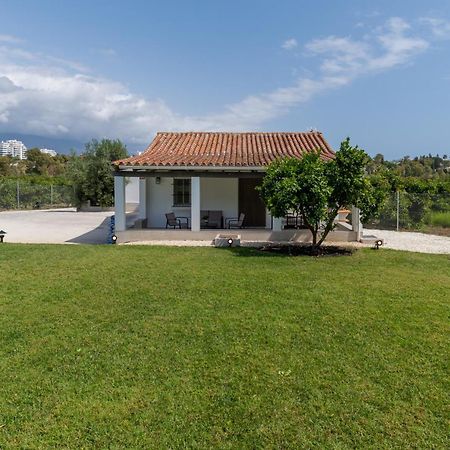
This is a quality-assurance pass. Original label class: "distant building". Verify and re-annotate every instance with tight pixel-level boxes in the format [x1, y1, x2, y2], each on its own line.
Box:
[0, 140, 27, 159]
[40, 148, 57, 157]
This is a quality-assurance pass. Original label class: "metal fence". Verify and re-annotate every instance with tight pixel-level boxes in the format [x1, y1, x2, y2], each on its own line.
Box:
[0, 179, 75, 210]
[365, 191, 450, 231]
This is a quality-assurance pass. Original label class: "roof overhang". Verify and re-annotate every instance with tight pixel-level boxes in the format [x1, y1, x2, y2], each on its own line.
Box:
[114, 165, 267, 178]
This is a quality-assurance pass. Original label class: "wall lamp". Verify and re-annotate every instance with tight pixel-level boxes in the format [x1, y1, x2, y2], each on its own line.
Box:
[155, 176, 161, 184]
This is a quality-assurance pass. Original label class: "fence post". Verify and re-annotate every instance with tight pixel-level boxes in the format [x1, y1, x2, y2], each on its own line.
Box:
[50, 184, 53, 206]
[16, 180, 20, 209]
[396, 190, 400, 232]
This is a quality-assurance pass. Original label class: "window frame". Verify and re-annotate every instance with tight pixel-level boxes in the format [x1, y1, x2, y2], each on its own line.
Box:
[172, 178, 191, 207]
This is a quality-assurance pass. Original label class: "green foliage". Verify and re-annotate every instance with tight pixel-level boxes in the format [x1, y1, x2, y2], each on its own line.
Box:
[367, 152, 450, 179]
[25, 148, 69, 176]
[0, 177, 74, 210]
[67, 139, 128, 207]
[259, 138, 387, 246]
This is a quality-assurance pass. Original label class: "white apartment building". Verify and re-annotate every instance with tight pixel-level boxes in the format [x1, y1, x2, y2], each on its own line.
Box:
[40, 148, 57, 157]
[0, 140, 27, 159]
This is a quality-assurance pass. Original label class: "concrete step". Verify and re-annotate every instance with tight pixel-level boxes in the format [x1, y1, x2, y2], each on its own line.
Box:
[335, 221, 352, 231]
[361, 234, 384, 245]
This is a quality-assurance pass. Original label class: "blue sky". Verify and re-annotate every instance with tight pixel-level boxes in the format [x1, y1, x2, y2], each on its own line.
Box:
[1, 0, 450, 158]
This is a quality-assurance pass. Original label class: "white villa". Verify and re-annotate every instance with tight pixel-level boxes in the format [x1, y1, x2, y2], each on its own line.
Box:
[113, 131, 363, 243]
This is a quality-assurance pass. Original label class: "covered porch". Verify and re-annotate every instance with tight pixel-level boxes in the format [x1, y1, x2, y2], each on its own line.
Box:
[113, 170, 363, 244]
[114, 170, 281, 231]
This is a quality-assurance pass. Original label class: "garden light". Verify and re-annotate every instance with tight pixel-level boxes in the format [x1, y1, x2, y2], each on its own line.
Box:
[0, 230, 6, 243]
[375, 239, 383, 250]
[228, 238, 233, 247]
[111, 234, 118, 244]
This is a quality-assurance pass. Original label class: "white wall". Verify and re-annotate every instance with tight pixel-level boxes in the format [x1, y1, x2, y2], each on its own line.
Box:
[146, 177, 239, 228]
[125, 177, 139, 204]
[200, 178, 238, 221]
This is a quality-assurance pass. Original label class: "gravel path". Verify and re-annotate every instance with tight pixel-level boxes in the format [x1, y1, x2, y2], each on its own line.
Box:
[365, 229, 450, 254]
[125, 231, 450, 255]
[1, 208, 448, 254]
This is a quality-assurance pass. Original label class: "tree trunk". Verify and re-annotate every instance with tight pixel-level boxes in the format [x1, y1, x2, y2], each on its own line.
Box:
[317, 207, 340, 247]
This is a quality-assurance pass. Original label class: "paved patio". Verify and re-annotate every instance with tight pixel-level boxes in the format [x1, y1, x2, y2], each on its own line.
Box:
[0, 208, 113, 244]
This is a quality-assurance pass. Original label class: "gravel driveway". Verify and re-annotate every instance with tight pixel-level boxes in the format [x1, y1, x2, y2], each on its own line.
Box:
[1, 209, 449, 253]
[365, 229, 450, 254]
[0, 208, 113, 244]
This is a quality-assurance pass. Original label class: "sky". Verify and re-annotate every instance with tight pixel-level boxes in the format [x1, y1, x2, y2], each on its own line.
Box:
[1, 0, 450, 158]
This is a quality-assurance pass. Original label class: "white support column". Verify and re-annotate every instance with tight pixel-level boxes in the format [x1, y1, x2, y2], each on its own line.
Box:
[272, 216, 283, 231]
[114, 176, 126, 231]
[191, 176, 201, 232]
[138, 177, 147, 220]
[351, 206, 363, 241]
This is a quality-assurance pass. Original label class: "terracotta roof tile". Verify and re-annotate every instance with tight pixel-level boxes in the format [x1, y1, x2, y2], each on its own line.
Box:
[114, 131, 335, 167]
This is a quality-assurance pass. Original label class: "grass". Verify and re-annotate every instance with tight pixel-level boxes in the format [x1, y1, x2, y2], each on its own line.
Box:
[0, 245, 449, 449]
[429, 211, 450, 228]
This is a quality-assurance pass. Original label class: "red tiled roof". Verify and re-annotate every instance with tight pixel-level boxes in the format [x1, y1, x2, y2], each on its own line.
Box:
[114, 131, 334, 167]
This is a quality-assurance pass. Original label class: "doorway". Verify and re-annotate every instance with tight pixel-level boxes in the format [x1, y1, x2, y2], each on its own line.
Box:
[238, 178, 266, 227]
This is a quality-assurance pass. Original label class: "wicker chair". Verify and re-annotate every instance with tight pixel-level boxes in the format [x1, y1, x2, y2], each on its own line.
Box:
[165, 212, 189, 229]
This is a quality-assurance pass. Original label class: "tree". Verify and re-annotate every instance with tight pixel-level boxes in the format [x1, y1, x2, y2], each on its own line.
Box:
[258, 138, 386, 248]
[68, 139, 128, 207]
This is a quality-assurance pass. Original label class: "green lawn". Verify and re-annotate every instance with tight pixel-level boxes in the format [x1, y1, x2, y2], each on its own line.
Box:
[0, 245, 449, 449]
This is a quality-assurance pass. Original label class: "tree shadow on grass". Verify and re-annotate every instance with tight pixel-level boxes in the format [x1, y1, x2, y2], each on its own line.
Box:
[222, 245, 355, 258]
[217, 246, 289, 258]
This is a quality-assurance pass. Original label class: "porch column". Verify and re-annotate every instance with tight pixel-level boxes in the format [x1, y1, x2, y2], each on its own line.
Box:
[351, 206, 363, 241]
[191, 176, 201, 231]
[138, 177, 147, 220]
[114, 175, 126, 231]
[272, 216, 283, 231]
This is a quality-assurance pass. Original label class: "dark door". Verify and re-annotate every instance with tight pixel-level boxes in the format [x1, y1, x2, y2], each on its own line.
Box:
[238, 178, 266, 227]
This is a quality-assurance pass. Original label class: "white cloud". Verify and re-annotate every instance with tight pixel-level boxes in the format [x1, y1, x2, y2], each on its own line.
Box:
[0, 34, 22, 44]
[282, 38, 298, 50]
[0, 17, 441, 145]
[94, 48, 118, 57]
[420, 17, 450, 39]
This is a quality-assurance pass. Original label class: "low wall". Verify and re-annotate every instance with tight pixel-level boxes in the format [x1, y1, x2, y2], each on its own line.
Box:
[79, 202, 138, 213]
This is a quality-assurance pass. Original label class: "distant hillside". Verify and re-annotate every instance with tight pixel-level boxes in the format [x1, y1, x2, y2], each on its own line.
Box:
[0, 133, 142, 155]
[0, 133, 84, 154]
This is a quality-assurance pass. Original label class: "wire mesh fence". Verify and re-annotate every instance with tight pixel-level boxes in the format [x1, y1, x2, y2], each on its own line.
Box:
[0, 179, 75, 210]
[365, 191, 450, 231]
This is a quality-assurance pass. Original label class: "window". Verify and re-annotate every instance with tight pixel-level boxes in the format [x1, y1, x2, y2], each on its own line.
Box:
[173, 178, 191, 206]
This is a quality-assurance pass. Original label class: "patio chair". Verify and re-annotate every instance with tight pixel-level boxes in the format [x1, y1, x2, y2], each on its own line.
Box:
[226, 213, 245, 229]
[206, 210, 222, 228]
[165, 212, 189, 229]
